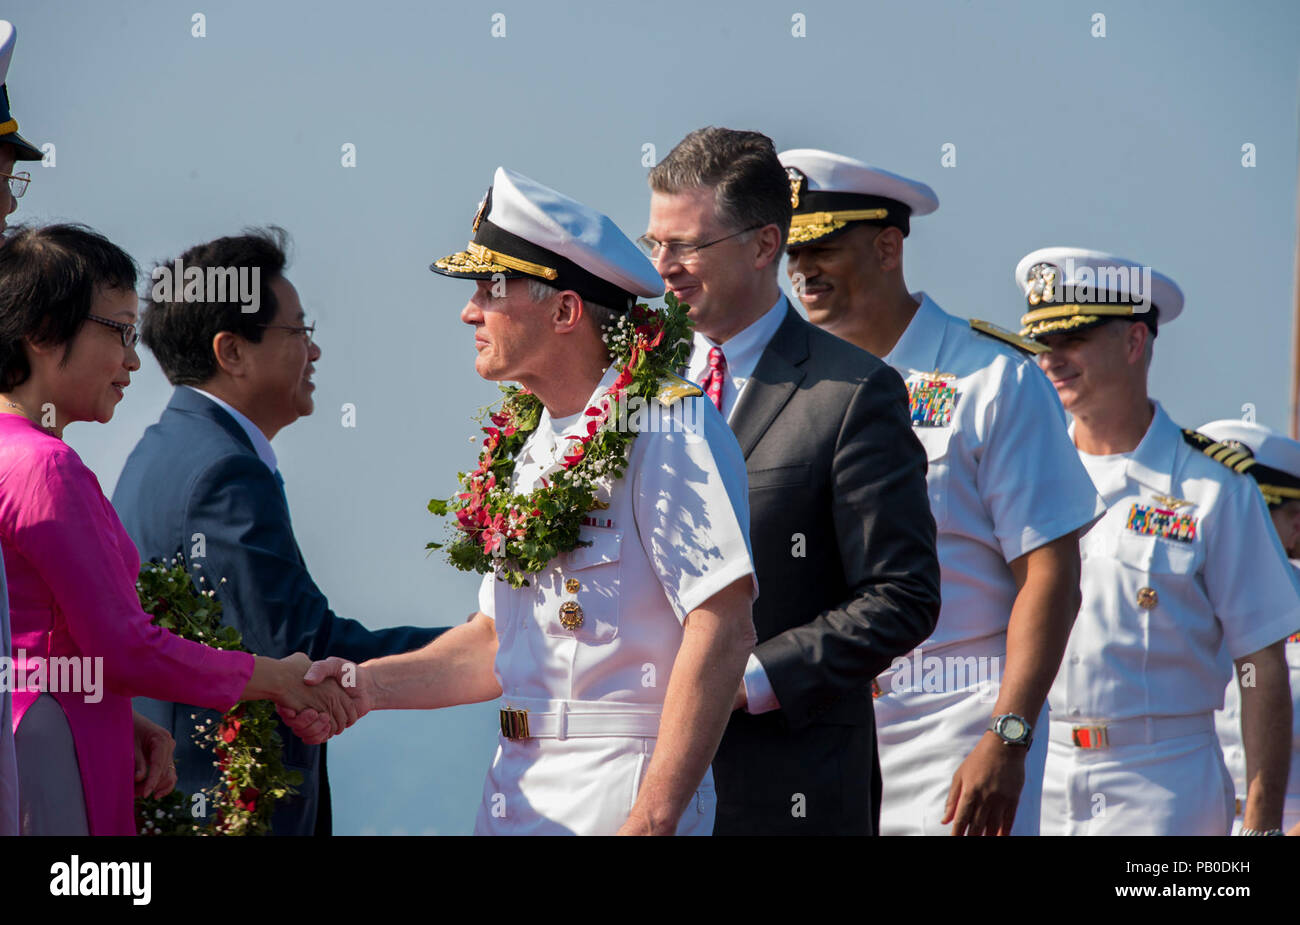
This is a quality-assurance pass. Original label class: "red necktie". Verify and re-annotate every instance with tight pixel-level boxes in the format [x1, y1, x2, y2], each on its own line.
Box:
[702, 346, 726, 411]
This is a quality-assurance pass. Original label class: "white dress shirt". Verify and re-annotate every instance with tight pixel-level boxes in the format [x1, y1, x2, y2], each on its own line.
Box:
[879, 292, 1104, 654]
[1051, 401, 1300, 723]
[685, 295, 788, 422]
[1214, 562, 1300, 832]
[472, 364, 756, 834]
[685, 294, 787, 714]
[186, 386, 278, 475]
[871, 292, 1103, 836]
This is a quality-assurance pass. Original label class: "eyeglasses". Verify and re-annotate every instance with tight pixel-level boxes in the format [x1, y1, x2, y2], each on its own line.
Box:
[636, 225, 762, 265]
[87, 313, 140, 348]
[258, 322, 316, 344]
[1, 171, 31, 199]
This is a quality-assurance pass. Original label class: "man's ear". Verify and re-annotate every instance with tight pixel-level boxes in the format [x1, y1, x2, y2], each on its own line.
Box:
[751, 224, 785, 272]
[875, 226, 905, 272]
[211, 330, 247, 377]
[552, 290, 585, 334]
[1124, 320, 1150, 366]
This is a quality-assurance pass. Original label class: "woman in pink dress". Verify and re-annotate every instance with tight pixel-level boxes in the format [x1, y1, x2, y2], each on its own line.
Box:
[0, 224, 352, 835]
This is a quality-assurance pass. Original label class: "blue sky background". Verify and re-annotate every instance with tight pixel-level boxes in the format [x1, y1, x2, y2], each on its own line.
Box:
[6, 0, 1298, 834]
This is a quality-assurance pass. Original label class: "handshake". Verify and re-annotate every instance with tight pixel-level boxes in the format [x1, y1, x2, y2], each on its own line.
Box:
[270, 655, 374, 746]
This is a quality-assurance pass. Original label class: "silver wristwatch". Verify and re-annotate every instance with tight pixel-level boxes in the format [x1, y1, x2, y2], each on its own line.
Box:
[988, 713, 1033, 747]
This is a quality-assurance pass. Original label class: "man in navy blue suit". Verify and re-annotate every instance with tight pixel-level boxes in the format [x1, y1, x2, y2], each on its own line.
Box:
[114, 228, 443, 835]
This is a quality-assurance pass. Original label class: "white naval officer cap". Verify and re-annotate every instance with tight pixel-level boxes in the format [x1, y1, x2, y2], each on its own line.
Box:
[1197, 419, 1300, 508]
[0, 21, 42, 161]
[430, 166, 663, 313]
[777, 148, 938, 247]
[1015, 246, 1184, 341]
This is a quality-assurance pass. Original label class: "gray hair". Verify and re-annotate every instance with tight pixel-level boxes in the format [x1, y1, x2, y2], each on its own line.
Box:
[648, 126, 792, 250]
[525, 278, 620, 334]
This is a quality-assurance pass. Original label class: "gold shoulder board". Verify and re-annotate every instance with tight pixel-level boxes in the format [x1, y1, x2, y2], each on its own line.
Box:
[969, 318, 1049, 355]
[1181, 429, 1256, 475]
[656, 373, 704, 407]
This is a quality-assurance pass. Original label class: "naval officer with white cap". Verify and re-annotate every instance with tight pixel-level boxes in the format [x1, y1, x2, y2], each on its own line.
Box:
[283, 167, 758, 835]
[781, 149, 1102, 836]
[1198, 419, 1300, 834]
[1021, 247, 1300, 835]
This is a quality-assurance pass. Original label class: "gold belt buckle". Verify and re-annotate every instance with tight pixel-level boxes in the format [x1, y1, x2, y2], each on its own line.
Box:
[1071, 724, 1109, 749]
[500, 708, 530, 740]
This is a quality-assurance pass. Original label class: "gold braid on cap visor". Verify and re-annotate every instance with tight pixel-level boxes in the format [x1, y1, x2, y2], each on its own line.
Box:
[787, 208, 889, 246]
[0, 119, 17, 135]
[433, 242, 559, 280]
[1019, 303, 1137, 337]
[1260, 483, 1300, 506]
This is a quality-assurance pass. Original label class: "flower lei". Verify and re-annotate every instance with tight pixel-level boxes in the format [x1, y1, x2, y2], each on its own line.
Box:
[134, 558, 302, 835]
[428, 293, 694, 587]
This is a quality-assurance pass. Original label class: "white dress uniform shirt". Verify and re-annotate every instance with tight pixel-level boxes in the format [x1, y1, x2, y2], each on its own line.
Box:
[871, 293, 1103, 835]
[1215, 560, 1300, 833]
[473, 364, 756, 835]
[0, 549, 17, 836]
[1042, 402, 1300, 835]
[685, 294, 787, 714]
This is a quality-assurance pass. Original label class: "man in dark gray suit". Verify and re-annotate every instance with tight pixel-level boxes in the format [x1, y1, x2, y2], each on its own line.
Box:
[642, 128, 941, 834]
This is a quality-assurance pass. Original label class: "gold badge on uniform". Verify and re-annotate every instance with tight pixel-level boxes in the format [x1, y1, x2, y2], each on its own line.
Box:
[1026, 263, 1058, 306]
[907, 372, 957, 428]
[1137, 587, 1159, 609]
[471, 188, 490, 233]
[559, 600, 584, 630]
[564, 578, 580, 593]
[786, 167, 805, 209]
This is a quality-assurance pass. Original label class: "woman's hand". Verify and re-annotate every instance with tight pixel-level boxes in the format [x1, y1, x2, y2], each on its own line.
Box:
[132, 711, 178, 799]
[243, 653, 357, 740]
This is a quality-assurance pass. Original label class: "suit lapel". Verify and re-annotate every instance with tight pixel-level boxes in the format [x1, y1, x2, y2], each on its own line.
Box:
[730, 303, 809, 459]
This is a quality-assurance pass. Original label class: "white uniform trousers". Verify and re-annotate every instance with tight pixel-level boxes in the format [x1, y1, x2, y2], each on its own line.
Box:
[473, 721, 716, 836]
[876, 684, 1048, 836]
[1041, 722, 1233, 835]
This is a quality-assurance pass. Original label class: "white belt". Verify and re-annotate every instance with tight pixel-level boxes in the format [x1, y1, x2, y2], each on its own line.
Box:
[499, 699, 662, 740]
[1050, 713, 1214, 749]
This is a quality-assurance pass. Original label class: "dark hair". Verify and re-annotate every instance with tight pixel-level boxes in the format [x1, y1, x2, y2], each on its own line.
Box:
[0, 223, 139, 391]
[141, 226, 290, 386]
[648, 127, 792, 249]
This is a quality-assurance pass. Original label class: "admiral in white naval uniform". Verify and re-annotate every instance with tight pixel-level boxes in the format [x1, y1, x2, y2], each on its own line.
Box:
[1199, 419, 1300, 834]
[1021, 247, 1300, 836]
[781, 149, 1102, 836]
[285, 168, 757, 835]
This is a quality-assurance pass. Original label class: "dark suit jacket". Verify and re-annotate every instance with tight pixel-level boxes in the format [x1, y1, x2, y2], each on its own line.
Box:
[113, 387, 443, 835]
[712, 303, 940, 835]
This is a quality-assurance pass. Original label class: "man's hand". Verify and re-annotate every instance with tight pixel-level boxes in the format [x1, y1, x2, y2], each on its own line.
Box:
[132, 711, 178, 799]
[941, 733, 1026, 836]
[278, 656, 374, 746]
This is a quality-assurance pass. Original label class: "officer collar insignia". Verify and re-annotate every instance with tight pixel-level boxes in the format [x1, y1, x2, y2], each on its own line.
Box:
[427, 295, 696, 587]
